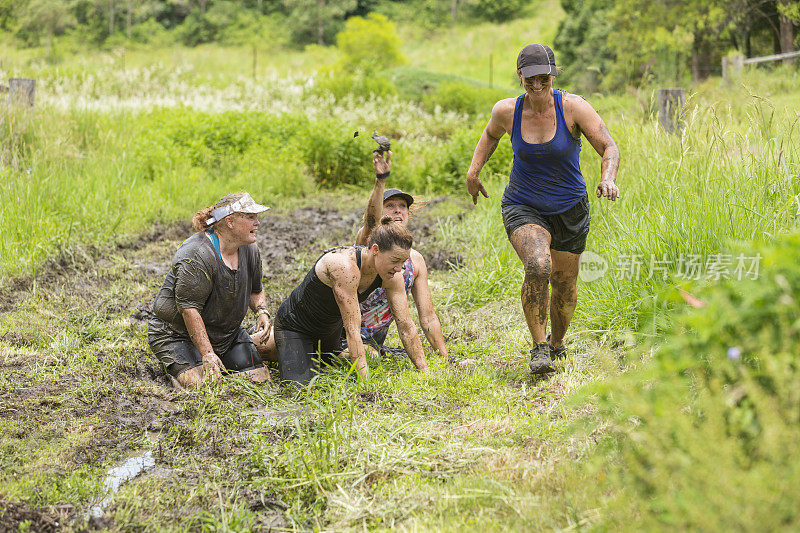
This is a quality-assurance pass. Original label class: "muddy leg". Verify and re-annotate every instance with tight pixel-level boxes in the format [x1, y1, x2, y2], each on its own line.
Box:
[254, 326, 278, 362]
[549, 249, 581, 347]
[509, 224, 552, 344]
[241, 366, 272, 383]
[174, 365, 210, 388]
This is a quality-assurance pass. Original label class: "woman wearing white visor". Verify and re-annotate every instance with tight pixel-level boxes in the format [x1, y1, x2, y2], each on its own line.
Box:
[148, 192, 273, 388]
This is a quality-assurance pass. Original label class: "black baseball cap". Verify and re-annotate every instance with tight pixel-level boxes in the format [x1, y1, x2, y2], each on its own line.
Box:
[383, 188, 414, 207]
[517, 44, 558, 78]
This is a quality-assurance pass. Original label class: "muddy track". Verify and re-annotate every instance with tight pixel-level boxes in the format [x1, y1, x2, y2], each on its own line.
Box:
[0, 197, 469, 530]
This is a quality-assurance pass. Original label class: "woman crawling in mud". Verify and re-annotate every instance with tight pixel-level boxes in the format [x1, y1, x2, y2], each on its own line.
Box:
[353, 150, 474, 367]
[272, 217, 429, 385]
[148, 192, 273, 388]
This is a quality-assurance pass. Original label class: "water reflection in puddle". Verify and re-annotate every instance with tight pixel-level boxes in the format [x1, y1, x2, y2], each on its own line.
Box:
[85, 434, 160, 520]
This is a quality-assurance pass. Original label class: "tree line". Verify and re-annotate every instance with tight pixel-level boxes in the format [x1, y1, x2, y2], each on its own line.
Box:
[0, 0, 529, 51]
[1, 0, 797, 91]
[555, 0, 799, 91]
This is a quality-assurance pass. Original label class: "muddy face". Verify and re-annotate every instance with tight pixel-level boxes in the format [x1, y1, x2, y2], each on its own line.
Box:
[373, 244, 410, 280]
[383, 197, 409, 226]
[223, 213, 260, 246]
[519, 72, 553, 101]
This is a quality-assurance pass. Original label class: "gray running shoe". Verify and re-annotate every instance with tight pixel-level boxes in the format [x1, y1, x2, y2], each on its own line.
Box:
[547, 334, 567, 360]
[529, 342, 555, 374]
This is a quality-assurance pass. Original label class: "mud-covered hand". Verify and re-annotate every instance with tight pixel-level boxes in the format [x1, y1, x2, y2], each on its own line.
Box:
[596, 179, 620, 201]
[202, 351, 225, 377]
[466, 174, 489, 205]
[254, 313, 271, 344]
[373, 150, 391, 176]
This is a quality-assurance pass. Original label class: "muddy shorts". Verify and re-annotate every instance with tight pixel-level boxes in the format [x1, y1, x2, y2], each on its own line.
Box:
[502, 196, 590, 255]
[149, 332, 264, 378]
[273, 320, 345, 386]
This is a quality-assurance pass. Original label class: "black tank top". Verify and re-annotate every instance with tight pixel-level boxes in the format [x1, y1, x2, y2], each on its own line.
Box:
[276, 247, 382, 336]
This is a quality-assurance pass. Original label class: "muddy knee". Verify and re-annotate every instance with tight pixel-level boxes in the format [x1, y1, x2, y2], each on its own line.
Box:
[550, 273, 578, 301]
[222, 342, 264, 373]
[175, 366, 205, 388]
[522, 255, 552, 281]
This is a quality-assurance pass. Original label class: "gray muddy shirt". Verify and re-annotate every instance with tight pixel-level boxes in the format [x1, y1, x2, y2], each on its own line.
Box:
[148, 232, 263, 354]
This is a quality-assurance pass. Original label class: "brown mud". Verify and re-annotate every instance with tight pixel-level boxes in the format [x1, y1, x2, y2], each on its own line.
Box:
[0, 197, 468, 530]
[0, 500, 68, 532]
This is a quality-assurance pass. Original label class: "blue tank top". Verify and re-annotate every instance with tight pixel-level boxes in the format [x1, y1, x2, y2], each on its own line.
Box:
[502, 89, 586, 215]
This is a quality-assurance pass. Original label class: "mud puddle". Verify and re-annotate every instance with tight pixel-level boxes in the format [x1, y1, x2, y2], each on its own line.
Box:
[85, 433, 161, 520]
[0, 500, 66, 533]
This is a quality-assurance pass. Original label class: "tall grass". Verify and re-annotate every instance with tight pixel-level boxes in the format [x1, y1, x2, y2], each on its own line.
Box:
[444, 78, 800, 333]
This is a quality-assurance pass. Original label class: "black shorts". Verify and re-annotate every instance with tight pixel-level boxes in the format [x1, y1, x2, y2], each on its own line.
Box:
[502, 196, 590, 254]
[150, 337, 263, 378]
[274, 321, 344, 386]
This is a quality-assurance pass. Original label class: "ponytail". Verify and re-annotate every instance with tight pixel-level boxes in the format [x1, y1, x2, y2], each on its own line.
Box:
[192, 206, 215, 232]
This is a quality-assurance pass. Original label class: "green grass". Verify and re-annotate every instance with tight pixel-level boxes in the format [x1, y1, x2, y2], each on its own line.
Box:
[2, 13, 800, 531]
[0, 230, 613, 529]
[399, 2, 565, 89]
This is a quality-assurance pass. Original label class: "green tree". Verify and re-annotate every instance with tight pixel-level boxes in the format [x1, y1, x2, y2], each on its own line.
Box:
[469, 0, 527, 22]
[283, 0, 355, 45]
[777, 0, 798, 60]
[0, 0, 22, 30]
[553, 0, 615, 93]
[18, 0, 76, 56]
[556, 0, 795, 90]
[335, 13, 405, 73]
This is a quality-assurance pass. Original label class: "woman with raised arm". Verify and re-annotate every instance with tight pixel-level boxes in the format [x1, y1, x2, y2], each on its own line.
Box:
[273, 217, 428, 386]
[148, 192, 273, 388]
[354, 150, 473, 367]
[465, 44, 621, 375]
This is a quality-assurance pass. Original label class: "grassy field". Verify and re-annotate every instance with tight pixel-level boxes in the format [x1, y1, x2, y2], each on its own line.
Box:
[2, 10, 800, 531]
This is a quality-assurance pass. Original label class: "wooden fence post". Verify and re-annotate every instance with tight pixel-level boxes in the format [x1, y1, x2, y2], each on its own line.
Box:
[657, 88, 685, 136]
[9, 78, 36, 106]
[722, 55, 745, 84]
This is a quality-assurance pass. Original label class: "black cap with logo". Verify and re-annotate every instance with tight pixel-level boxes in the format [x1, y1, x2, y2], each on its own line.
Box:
[517, 44, 558, 78]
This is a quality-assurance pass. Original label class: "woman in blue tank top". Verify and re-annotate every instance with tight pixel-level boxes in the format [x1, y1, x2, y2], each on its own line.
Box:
[465, 43, 621, 375]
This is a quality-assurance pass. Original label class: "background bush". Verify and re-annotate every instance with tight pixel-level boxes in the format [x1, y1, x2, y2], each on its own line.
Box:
[335, 13, 405, 73]
[421, 80, 513, 115]
[308, 70, 398, 100]
[580, 231, 800, 529]
[469, 0, 529, 22]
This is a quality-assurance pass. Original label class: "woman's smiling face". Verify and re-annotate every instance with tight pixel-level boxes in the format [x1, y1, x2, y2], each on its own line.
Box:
[519, 72, 553, 99]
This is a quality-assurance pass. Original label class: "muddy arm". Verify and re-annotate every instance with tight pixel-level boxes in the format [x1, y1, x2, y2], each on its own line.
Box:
[355, 151, 392, 246]
[180, 307, 224, 374]
[465, 100, 509, 204]
[572, 98, 621, 200]
[385, 275, 428, 371]
[327, 260, 369, 380]
[248, 290, 271, 342]
[409, 254, 449, 362]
